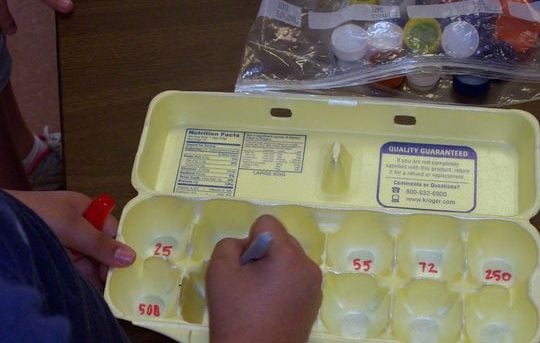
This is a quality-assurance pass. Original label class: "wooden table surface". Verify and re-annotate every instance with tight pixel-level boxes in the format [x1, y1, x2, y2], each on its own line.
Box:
[58, 1, 259, 341]
[58, 0, 260, 208]
[57, 1, 539, 342]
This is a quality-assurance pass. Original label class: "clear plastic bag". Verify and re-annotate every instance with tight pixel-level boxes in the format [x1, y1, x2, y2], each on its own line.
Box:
[236, 0, 540, 105]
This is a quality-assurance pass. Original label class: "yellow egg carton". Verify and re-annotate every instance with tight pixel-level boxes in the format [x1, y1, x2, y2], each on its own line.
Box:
[105, 91, 540, 343]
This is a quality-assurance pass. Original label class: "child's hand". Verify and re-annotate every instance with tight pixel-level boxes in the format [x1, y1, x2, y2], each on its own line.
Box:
[206, 215, 322, 343]
[6, 190, 135, 291]
[0, 0, 73, 35]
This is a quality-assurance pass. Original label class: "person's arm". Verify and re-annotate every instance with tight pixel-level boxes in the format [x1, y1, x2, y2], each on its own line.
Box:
[0, 189, 132, 342]
[40, 0, 74, 13]
[206, 215, 322, 343]
[0, 0, 73, 35]
[5, 190, 136, 290]
[0, 278, 70, 342]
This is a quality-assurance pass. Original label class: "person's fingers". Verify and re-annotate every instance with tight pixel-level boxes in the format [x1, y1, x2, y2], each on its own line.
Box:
[248, 215, 289, 244]
[210, 237, 247, 262]
[288, 233, 303, 250]
[62, 213, 136, 267]
[101, 214, 119, 238]
[248, 215, 305, 257]
[55, 190, 92, 214]
[0, 0, 16, 35]
[40, 0, 74, 14]
[207, 237, 246, 288]
[56, 190, 118, 236]
[7, 190, 132, 267]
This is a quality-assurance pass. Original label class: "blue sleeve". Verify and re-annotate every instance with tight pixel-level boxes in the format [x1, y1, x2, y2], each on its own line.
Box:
[0, 278, 70, 342]
[0, 190, 129, 343]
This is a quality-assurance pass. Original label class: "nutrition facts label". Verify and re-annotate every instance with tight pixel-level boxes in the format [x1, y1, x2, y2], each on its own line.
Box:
[175, 129, 306, 197]
[240, 133, 305, 173]
[175, 129, 243, 197]
[377, 142, 477, 213]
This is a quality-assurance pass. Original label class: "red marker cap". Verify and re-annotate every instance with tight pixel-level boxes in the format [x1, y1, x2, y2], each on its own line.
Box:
[83, 193, 116, 230]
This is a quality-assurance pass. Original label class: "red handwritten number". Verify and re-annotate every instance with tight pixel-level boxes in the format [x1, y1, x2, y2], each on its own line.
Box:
[485, 269, 512, 282]
[154, 243, 173, 257]
[352, 259, 372, 272]
[138, 304, 161, 317]
[162, 245, 172, 256]
[154, 243, 162, 255]
[418, 262, 438, 274]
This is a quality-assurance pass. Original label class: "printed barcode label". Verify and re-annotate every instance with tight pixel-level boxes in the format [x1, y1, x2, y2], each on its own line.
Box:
[309, 5, 400, 30]
[407, 0, 502, 18]
[257, 0, 302, 27]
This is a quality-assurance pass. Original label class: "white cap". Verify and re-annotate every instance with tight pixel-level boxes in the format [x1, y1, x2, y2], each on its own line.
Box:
[442, 21, 479, 58]
[368, 21, 404, 52]
[331, 24, 369, 62]
[407, 71, 441, 92]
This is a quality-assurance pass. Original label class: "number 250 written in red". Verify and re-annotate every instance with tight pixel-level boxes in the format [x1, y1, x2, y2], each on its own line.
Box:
[485, 269, 512, 282]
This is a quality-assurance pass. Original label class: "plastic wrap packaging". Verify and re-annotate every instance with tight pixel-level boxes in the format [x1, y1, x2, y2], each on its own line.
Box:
[236, 0, 540, 105]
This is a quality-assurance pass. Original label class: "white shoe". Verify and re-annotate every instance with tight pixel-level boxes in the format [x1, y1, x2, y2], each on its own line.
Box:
[27, 126, 65, 190]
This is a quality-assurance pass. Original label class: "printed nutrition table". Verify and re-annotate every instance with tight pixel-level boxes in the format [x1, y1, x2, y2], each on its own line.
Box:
[175, 129, 242, 197]
[175, 129, 306, 197]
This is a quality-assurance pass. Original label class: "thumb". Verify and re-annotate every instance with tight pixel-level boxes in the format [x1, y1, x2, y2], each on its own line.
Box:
[65, 214, 136, 267]
[40, 0, 74, 14]
[0, 0, 16, 35]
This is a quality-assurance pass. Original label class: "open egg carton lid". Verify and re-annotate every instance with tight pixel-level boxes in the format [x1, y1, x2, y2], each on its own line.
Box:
[106, 91, 540, 343]
[132, 91, 540, 220]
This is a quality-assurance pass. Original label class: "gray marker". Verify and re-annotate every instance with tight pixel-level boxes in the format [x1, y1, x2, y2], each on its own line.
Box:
[240, 231, 273, 265]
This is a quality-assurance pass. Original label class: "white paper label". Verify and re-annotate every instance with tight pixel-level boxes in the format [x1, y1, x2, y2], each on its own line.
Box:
[348, 250, 376, 273]
[482, 259, 514, 285]
[407, 0, 502, 18]
[415, 250, 443, 279]
[309, 5, 400, 30]
[509, 2, 540, 23]
[257, 0, 302, 27]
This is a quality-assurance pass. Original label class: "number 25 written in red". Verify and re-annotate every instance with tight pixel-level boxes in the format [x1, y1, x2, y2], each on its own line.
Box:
[352, 258, 373, 272]
[154, 243, 173, 257]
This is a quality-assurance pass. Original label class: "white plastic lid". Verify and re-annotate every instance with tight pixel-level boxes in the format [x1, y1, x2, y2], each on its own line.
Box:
[442, 21, 479, 59]
[367, 21, 404, 52]
[331, 24, 369, 62]
[407, 71, 441, 92]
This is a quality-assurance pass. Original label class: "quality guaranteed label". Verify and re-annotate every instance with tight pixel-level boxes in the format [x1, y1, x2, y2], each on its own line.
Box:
[377, 142, 477, 213]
